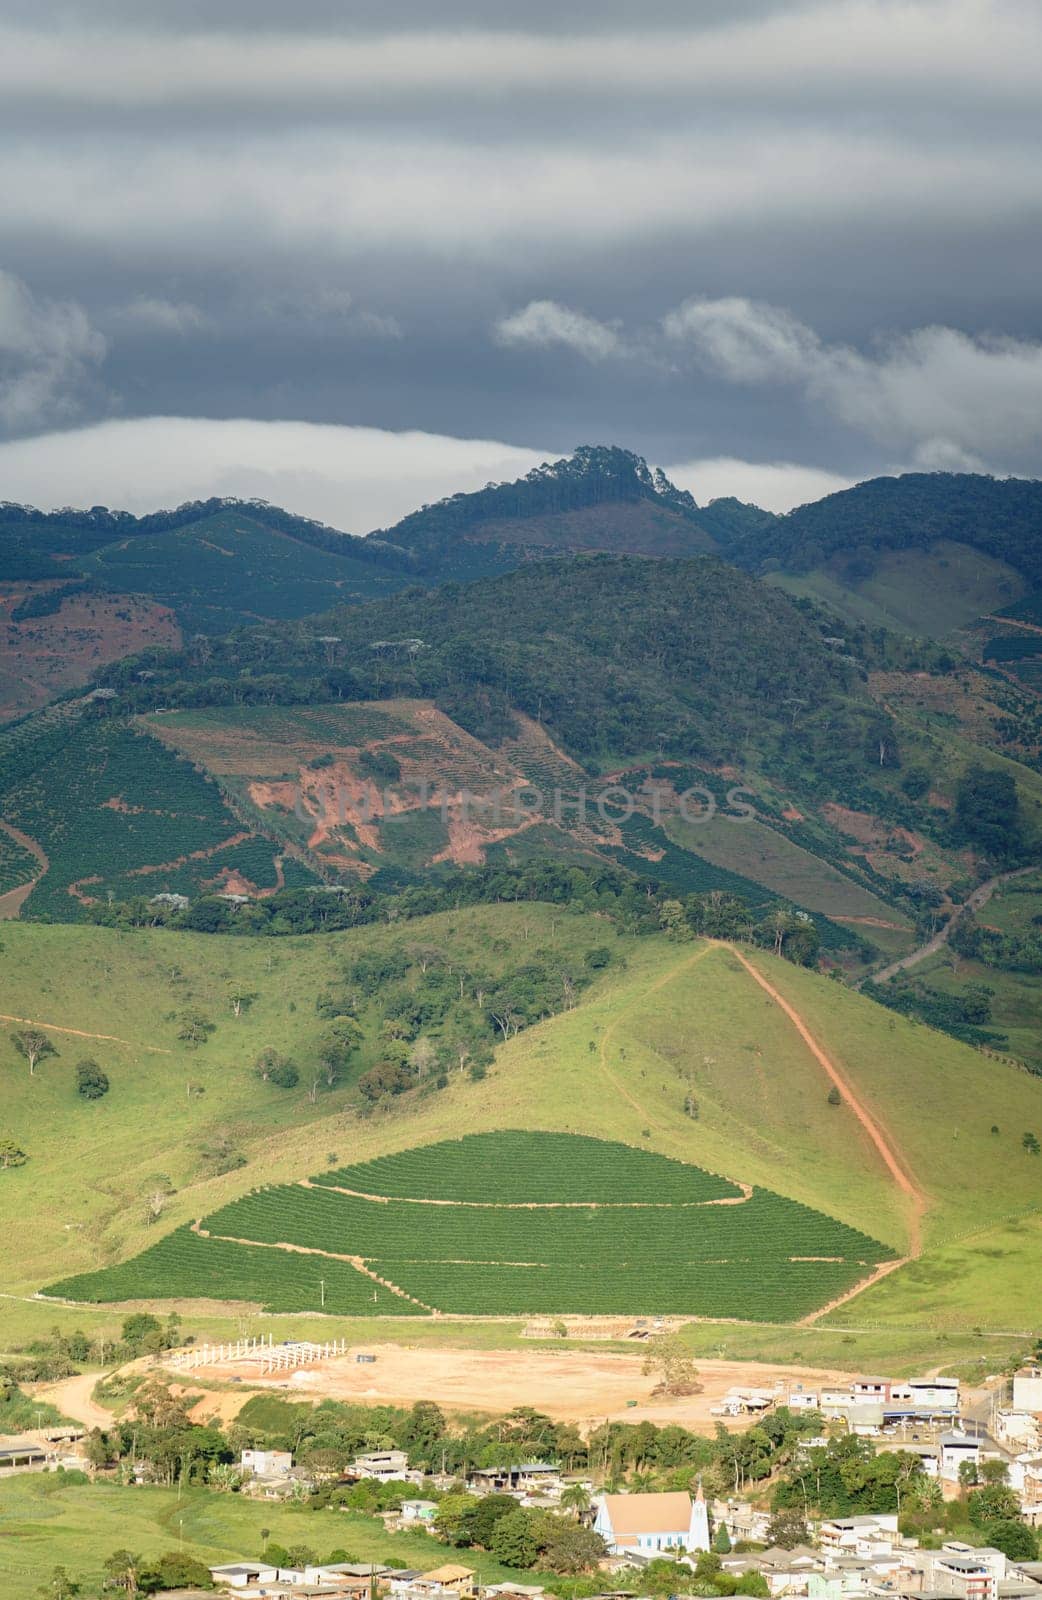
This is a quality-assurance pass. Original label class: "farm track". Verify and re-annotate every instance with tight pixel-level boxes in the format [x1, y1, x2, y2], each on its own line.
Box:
[300, 1176, 753, 1210]
[865, 865, 1037, 985]
[0, 1012, 171, 1052]
[0, 818, 47, 918]
[799, 1255, 909, 1325]
[191, 1221, 434, 1312]
[725, 943, 925, 1258]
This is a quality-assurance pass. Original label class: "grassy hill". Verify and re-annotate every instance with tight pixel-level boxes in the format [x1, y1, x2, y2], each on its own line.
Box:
[2, 909, 1039, 1341]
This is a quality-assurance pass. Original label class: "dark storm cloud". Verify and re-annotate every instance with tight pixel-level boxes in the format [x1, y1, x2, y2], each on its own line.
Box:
[1, 0, 1041, 510]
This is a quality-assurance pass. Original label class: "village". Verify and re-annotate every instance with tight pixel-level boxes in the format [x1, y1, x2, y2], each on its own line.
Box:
[6, 1358, 1042, 1600]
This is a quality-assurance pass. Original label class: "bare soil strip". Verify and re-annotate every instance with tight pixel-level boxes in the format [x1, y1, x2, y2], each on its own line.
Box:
[299, 1177, 753, 1210]
[726, 944, 925, 1257]
[0, 1013, 170, 1052]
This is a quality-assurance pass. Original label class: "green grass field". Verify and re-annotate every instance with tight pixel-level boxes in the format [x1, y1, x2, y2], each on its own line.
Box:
[769, 541, 1025, 637]
[0, 1476, 526, 1591]
[3, 910, 1041, 1341]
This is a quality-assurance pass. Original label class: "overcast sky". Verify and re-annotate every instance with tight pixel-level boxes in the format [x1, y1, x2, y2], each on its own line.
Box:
[1, 0, 1040, 527]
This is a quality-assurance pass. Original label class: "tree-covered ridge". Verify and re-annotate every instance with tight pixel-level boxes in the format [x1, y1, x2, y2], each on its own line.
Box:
[95, 554, 885, 773]
[738, 472, 1042, 584]
[363, 445, 771, 567]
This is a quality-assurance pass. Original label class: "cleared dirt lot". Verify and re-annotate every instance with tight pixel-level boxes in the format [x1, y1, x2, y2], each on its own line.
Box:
[191, 1341, 853, 1431]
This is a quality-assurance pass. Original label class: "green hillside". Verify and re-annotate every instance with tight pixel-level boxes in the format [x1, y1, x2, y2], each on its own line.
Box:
[2, 908, 1039, 1339]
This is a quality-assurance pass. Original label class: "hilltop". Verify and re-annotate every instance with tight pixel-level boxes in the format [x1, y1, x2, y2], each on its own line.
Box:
[1, 907, 1039, 1353]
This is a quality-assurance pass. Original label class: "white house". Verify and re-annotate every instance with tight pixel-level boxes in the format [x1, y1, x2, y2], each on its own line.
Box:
[940, 1433, 982, 1483]
[593, 1485, 710, 1556]
[352, 1448, 410, 1480]
[241, 1448, 293, 1478]
[1014, 1370, 1042, 1416]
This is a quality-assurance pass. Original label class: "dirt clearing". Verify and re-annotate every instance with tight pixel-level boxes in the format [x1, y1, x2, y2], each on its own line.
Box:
[190, 1341, 854, 1431]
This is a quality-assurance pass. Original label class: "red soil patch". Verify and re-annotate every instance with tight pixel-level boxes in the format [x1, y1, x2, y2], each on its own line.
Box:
[0, 583, 181, 723]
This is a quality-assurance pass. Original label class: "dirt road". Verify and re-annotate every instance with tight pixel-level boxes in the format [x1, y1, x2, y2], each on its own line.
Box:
[31, 1371, 114, 1431]
[728, 945, 925, 1258]
[866, 865, 1036, 985]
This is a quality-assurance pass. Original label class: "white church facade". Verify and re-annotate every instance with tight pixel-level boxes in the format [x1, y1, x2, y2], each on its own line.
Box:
[593, 1484, 711, 1556]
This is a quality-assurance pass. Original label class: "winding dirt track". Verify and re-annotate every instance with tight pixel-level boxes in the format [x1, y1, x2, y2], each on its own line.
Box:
[0, 1013, 171, 1052]
[726, 944, 925, 1258]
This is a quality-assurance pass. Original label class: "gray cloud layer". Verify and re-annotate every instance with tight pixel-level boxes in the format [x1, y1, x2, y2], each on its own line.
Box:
[1, 0, 1040, 502]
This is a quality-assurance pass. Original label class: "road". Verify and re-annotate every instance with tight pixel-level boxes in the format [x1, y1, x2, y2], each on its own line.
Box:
[31, 1371, 115, 1431]
[865, 865, 1037, 986]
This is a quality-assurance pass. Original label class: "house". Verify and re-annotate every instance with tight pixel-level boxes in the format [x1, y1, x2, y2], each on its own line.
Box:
[397, 1499, 439, 1528]
[389, 1564, 479, 1600]
[209, 1564, 280, 1590]
[593, 1486, 710, 1556]
[352, 1449, 411, 1480]
[468, 1463, 562, 1497]
[818, 1514, 901, 1556]
[940, 1434, 982, 1483]
[921, 1544, 1007, 1600]
[242, 1448, 293, 1478]
[1014, 1371, 1042, 1416]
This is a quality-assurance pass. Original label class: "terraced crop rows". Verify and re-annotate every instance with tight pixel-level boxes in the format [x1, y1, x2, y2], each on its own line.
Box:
[47, 1227, 416, 1315]
[315, 1132, 740, 1202]
[46, 1134, 893, 1322]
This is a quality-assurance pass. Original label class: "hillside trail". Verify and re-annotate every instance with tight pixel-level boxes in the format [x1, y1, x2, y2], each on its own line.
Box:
[986, 613, 1042, 636]
[865, 864, 1036, 986]
[598, 943, 715, 1136]
[723, 943, 925, 1259]
[0, 1013, 171, 1052]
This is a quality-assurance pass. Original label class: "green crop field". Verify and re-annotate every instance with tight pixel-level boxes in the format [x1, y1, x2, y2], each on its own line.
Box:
[316, 1130, 740, 1201]
[2, 907, 1041, 1342]
[49, 1134, 894, 1320]
[47, 1225, 415, 1315]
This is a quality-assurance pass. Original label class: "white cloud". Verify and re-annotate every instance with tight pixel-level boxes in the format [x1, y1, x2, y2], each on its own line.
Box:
[0, 270, 106, 430]
[1, 5, 1040, 108]
[665, 295, 1042, 469]
[113, 295, 209, 333]
[662, 297, 819, 384]
[495, 300, 621, 361]
[665, 456, 855, 514]
[0, 416, 550, 532]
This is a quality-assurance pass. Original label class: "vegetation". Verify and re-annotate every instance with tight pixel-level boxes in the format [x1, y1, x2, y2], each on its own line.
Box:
[50, 1132, 893, 1320]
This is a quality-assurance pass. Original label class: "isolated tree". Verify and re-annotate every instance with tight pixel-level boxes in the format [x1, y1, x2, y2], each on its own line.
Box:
[254, 1048, 298, 1088]
[539, 1518, 607, 1573]
[827, 1085, 841, 1107]
[76, 1058, 109, 1100]
[1024, 1131, 1041, 1156]
[642, 1333, 702, 1396]
[0, 1139, 28, 1168]
[409, 1035, 439, 1082]
[317, 1016, 363, 1088]
[10, 1028, 57, 1076]
[559, 1482, 592, 1520]
[103, 1549, 142, 1596]
[226, 982, 258, 1019]
[713, 1522, 733, 1553]
[176, 1009, 214, 1046]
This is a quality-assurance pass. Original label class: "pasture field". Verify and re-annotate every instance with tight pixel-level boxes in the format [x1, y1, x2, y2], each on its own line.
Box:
[664, 813, 911, 931]
[0, 1477, 524, 1592]
[768, 541, 1025, 637]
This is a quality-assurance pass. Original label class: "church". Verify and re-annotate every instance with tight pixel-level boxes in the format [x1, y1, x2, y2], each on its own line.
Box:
[592, 1483, 711, 1557]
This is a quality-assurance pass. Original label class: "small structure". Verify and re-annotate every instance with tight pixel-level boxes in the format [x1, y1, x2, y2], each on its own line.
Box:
[0, 1440, 49, 1476]
[940, 1432, 982, 1483]
[399, 1498, 438, 1527]
[1014, 1369, 1042, 1415]
[593, 1489, 710, 1556]
[241, 1447, 292, 1478]
[467, 1462, 562, 1496]
[352, 1448, 410, 1480]
[390, 1565, 478, 1600]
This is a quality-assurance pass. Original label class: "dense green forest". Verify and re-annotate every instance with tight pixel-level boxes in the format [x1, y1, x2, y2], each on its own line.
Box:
[738, 473, 1042, 584]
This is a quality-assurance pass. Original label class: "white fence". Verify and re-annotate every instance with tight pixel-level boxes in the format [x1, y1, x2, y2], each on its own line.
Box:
[168, 1334, 351, 1373]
